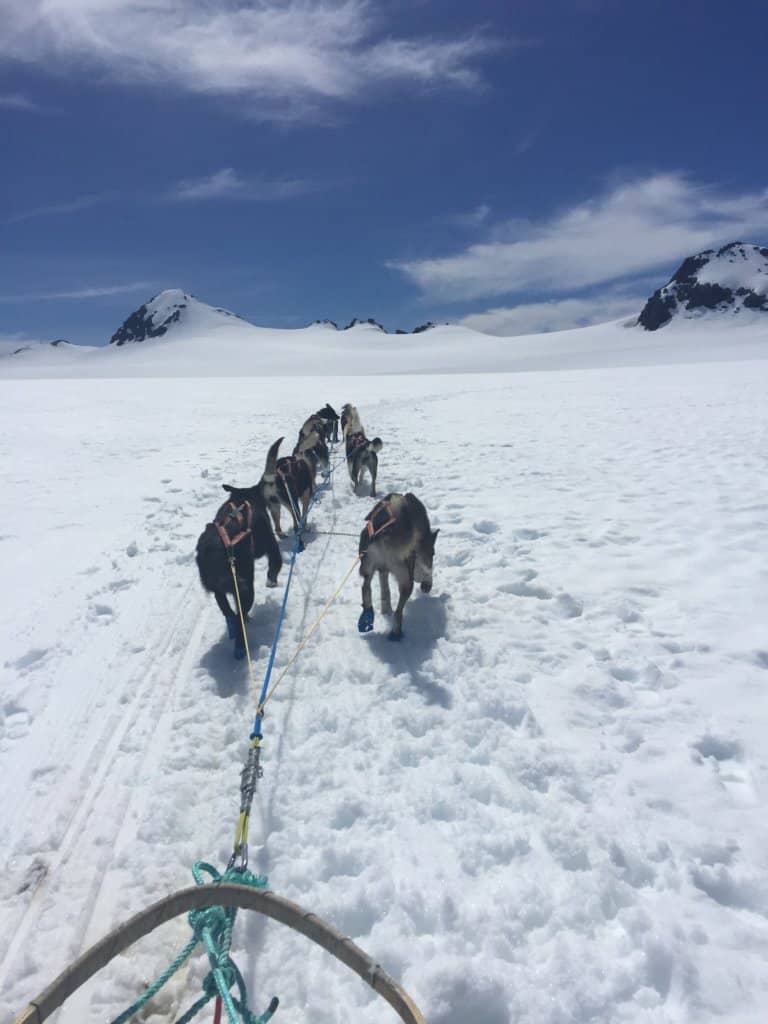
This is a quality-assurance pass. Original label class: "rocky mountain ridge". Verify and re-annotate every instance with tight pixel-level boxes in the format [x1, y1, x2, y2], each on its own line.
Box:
[639, 242, 768, 330]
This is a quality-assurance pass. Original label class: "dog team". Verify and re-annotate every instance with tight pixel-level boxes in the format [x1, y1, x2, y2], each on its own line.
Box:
[195, 402, 438, 657]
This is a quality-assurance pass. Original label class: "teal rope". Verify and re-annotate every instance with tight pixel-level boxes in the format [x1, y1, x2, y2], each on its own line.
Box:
[110, 862, 275, 1024]
[111, 934, 199, 1024]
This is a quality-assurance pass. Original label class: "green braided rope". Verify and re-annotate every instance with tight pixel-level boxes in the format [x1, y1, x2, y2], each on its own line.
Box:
[110, 933, 199, 1024]
[110, 861, 271, 1024]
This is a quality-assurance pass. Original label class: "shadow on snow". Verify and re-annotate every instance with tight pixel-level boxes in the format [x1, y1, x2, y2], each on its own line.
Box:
[366, 592, 451, 708]
[199, 595, 282, 699]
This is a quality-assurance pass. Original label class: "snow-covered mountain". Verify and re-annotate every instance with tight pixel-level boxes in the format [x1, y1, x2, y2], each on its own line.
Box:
[639, 241, 768, 330]
[110, 289, 245, 345]
[2, 276, 766, 380]
[113, 294, 432, 346]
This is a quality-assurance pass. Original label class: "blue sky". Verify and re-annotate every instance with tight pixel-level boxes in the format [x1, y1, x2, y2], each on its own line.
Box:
[2, 0, 767, 345]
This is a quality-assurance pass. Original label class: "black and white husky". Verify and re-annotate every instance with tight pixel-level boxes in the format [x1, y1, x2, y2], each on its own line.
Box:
[358, 492, 438, 640]
[196, 486, 282, 658]
[259, 436, 313, 538]
[342, 404, 383, 496]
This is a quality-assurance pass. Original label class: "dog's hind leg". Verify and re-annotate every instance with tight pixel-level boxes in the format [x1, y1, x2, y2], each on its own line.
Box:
[370, 454, 378, 498]
[268, 499, 285, 538]
[358, 558, 375, 632]
[300, 490, 311, 524]
[214, 590, 238, 640]
[390, 566, 414, 641]
[378, 569, 392, 615]
[265, 531, 281, 588]
[232, 574, 254, 660]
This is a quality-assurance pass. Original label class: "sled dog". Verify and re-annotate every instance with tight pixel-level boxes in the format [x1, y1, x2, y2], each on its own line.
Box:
[260, 436, 315, 538]
[342, 405, 383, 496]
[299, 405, 339, 444]
[196, 486, 282, 658]
[357, 492, 438, 640]
[294, 429, 329, 482]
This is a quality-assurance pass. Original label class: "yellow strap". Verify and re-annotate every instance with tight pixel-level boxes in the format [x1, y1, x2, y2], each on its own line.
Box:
[229, 560, 258, 701]
[259, 555, 361, 714]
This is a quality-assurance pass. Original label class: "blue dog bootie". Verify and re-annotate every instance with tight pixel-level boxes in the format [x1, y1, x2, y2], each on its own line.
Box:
[227, 618, 237, 639]
[234, 638, 246, 660]
[358, 608, 374, 633]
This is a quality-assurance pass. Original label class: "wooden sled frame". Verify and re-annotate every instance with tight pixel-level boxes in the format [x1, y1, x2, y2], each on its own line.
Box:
[13, 883, 425, 1024]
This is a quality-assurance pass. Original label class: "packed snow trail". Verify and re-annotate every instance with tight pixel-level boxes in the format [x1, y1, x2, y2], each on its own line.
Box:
[1, 364, 768, 1024]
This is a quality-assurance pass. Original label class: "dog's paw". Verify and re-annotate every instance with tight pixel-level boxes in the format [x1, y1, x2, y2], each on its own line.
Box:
[266, 578, 278, 588]
[420, 581, 432, 593]
[388, 629, 403, 642]
[358, 609, 375, 633]
[226, 619, 237, 639]
[233, 642, 246, 660]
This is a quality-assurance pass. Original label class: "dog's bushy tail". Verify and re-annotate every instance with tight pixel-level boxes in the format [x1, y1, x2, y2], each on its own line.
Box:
[264, 436, 283, 478]
[369, 437, 383, 453]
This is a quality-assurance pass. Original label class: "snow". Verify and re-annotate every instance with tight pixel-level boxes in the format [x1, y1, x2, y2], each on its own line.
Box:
[1, 322, 768, 1024]
[1, 306, 766, 378]
[696, 243, 768, 295]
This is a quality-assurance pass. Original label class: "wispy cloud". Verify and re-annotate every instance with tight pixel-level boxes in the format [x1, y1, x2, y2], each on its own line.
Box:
[0, 282, 151, 302]
[445, 204, 491, 229]
[392, 174, 768, 301]
[8, 193, 113, 223]
[0, 92, 43, 111]
[171, 168, 313, 202]
[0, 1, 500, 121]
[459, 293, 644, 337]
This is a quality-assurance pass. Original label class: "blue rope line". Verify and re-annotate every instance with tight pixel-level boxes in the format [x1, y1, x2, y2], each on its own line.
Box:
[251, 442, 341, 740]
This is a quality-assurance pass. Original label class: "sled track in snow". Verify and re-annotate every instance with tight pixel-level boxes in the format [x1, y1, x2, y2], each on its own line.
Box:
[0, 578, 211, 1007]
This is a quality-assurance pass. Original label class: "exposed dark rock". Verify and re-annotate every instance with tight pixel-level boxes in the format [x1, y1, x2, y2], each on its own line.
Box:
[412, 322, 436, 334]
[110, 299, 183, 345]
[343, 317, 386, 331]
[639, 241, 768, 330]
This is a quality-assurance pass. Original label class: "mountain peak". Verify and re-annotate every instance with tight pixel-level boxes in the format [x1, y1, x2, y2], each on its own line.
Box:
[639, 241, 768, 330]
[109, 289, 242, 346]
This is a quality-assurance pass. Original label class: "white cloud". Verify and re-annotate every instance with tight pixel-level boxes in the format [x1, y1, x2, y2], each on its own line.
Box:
[446, 204, 491, 229]
[172, 168, 313, 201]
[0, 1, 496, 120]
[0, 92, 42, 110]
[392, 174, 768, 301]
[459, 293, 644, 337]
[7, 193, 112, 223]
[0, 281, 151, 301]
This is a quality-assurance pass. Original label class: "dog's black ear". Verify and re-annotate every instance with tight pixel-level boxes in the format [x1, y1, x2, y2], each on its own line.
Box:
[222, 484, 234, 493]
[431, 528, 440, 544]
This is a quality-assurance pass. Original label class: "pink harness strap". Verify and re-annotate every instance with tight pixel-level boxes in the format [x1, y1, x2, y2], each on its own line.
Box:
[214, 500, 253, 551]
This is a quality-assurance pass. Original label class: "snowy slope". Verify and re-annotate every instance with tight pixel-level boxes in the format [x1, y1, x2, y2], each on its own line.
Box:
[1, 346, 768, 1023]
[109, 289, 247, 346]
[1, 304, 766, 378]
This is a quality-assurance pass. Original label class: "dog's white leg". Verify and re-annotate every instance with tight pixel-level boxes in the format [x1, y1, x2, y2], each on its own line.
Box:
[379, 570, 392, 615]
[362, 571, 373, 612]
[391, 568, 414, 639]
[269, 500, 285, 538]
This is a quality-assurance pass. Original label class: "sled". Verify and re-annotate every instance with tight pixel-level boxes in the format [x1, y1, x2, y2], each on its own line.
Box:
[13, 883, 424, 1024]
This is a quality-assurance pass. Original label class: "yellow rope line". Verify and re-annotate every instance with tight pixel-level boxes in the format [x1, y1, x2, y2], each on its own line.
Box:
[259, 555, 361, 714]
[229, 560, 258, 701]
